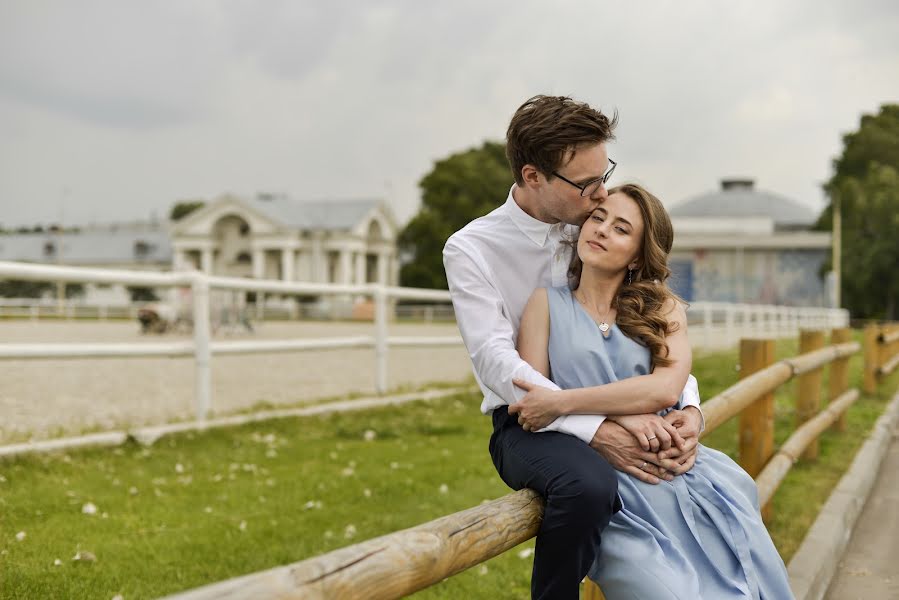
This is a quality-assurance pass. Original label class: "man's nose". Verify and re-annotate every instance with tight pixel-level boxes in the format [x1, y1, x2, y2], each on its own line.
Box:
[589, 183, 609, 202]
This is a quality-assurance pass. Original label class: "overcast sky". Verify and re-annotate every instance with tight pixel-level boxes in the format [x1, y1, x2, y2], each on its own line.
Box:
[1, 0, 897, 229]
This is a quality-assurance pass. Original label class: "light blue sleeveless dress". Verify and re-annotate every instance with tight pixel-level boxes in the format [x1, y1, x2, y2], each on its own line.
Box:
[546, 286, 793, 600]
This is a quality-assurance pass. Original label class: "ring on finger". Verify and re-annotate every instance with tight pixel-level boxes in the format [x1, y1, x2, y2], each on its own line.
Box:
[647, 435, 657, 441]
[640, 461, 648, 470]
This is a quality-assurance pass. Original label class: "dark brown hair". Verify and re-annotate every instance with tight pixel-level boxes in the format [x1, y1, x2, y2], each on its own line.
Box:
[505, 95, 618, 185]
[567, 183, 684, 368]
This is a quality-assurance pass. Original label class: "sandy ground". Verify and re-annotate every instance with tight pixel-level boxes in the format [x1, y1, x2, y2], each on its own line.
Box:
[0, 320, 473, 444]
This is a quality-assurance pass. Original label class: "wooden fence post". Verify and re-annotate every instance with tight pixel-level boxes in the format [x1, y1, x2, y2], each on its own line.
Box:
[797, 329, 825, 460]
[738, 338, 776, 522]
[829, 328, 852, 432]
[583, 581, 607, 600]
[863, 323, 879, 394]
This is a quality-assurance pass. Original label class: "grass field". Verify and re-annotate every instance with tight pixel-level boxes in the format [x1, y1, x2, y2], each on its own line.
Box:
[1, 334, 896, 599]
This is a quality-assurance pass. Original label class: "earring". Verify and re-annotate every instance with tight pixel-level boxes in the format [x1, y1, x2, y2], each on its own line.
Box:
[626, 269, 634, 285]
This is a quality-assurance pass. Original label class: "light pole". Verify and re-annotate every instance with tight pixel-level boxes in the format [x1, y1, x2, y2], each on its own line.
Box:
[831, 189, 841, 309]
[56, 187, 69, 314]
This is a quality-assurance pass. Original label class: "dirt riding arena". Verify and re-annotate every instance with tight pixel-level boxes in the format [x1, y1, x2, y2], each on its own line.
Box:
[0, 320, 473, 444]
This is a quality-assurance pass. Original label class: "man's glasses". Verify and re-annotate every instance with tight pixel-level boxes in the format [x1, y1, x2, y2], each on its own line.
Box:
[552, 158, 617, 197]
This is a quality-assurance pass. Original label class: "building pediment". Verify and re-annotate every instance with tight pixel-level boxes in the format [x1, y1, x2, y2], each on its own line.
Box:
[352, 201, 399, 242]
[171, 195, 286, 237]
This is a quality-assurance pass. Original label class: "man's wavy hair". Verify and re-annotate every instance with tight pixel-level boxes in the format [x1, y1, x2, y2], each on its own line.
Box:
[506, 95, 617, 184]
[567, 183, 685, 369]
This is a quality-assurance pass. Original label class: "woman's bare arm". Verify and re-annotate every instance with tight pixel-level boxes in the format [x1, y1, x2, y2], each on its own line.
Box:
[515, 288, 551, 379]
[556, 299, 692, 415]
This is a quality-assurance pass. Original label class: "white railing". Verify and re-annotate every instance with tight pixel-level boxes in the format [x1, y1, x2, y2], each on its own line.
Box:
[0, 261, 851, 422]
[0, 298, 140, 320]
[0, 261, 460, 422]
[687, 301, 849, 350]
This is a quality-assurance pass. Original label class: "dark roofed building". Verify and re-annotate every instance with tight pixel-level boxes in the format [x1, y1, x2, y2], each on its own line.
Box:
[669, 178, 817, 230]
[667, 179, 832, 306]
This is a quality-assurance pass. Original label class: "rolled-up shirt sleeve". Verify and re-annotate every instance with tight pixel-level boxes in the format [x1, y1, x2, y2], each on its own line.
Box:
[681, 374, 705, 431]
[443, 238, 605, 444]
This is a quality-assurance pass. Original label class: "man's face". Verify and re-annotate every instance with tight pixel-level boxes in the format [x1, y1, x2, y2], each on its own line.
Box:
[539, 142, 611, 226]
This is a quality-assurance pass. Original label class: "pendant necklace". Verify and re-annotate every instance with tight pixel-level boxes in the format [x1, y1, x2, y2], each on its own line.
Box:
[575, 291, 614, 332]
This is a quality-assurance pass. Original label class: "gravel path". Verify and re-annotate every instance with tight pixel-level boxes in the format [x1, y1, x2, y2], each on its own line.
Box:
[0, 320, 473, 444]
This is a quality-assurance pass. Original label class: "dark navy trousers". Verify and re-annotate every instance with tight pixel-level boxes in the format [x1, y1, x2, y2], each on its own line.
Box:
[490, 406, 621, 600]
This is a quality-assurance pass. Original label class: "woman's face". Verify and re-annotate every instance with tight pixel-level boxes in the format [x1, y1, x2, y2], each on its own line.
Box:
[577, 191, 644, 275]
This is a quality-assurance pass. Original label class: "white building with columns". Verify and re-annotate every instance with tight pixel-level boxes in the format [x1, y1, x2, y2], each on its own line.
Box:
[169, 193, 400, 295]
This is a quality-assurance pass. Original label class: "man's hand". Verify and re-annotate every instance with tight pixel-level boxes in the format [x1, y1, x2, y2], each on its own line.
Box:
[608, 413, 685, 453]
[590, 420, 678, 485]
[508, 379, 563, 431]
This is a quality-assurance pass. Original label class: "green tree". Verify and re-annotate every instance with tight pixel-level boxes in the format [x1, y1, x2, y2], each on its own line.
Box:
[170, 201, 205, 221]
[0, 280, 53, 298]
[127, 286, 160, 302]
[817, 104, 899, 319]
[398, 141, 512, 289]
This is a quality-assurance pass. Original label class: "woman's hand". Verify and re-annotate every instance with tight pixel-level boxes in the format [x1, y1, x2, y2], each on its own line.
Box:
[608, 413, 685, 453]
[508, 379, 564, 431]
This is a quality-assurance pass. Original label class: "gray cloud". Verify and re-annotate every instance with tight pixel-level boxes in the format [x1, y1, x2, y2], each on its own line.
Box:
[0, 0, 897, 229]
[0, 1, 228, 128]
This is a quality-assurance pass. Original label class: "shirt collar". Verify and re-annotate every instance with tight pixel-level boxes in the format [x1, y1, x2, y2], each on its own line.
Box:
[504, 184, 561, 247]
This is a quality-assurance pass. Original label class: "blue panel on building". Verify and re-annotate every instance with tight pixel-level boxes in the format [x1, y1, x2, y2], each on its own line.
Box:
[669, 260, 693, 301]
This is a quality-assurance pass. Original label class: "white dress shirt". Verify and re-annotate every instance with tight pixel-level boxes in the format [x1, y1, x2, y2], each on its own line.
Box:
[443, 185, 701, 444]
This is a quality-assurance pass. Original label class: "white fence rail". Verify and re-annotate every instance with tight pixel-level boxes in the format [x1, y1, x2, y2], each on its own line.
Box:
[0, 261, 459, 421]
[0, 261, 850, 421]
[687, 302, 849, 350]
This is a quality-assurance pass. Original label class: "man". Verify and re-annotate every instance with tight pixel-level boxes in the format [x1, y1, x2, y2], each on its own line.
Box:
[443, 95, 703, 599]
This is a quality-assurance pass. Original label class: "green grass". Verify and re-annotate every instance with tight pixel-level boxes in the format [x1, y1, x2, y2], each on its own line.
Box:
[1, 336, 896, 599]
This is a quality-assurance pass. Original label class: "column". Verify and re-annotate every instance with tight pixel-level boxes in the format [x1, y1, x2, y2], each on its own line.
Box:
[354, 251, 366, 285]
[377, 251, 390, 286]
[339, 250, 352, 284]
[252, 249, 265, 279]
[281, 247, 295, 282]
[200, 247, 214, 274]
[172, 249, 187, 271]
[390, 255, 400, 286]
[311, 235, 324, 283]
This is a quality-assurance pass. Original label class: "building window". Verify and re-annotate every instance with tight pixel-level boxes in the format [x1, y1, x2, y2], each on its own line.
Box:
[239, 223, 250, 236]
[236, 252, 252, 264]
[43, 241, 56, 257]
[134, 240, 152, 258]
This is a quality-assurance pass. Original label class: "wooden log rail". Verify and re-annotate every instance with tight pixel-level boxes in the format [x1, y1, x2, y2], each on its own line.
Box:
[167, 328, 875, 600]
[164, 489, 544, 599]
[864, 323, 899, 392]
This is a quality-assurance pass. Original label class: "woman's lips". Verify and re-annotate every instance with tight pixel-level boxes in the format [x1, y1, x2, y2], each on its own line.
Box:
[587, 240, 606, 251]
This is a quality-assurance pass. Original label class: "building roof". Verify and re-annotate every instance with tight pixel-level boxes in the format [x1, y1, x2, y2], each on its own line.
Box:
[250, 196, 381, 231]
[668, 179, 818, 228]
[0, 226, 171, 264]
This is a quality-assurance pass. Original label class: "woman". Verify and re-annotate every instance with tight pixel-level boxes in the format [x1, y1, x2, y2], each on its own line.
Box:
[509, 184, 793, 599]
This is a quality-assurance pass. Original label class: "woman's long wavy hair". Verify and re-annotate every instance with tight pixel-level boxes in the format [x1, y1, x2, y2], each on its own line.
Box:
[567, 183, 685, 368]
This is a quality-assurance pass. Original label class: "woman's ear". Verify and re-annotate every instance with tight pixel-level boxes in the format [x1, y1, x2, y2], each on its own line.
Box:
[628, 260, 640, 271]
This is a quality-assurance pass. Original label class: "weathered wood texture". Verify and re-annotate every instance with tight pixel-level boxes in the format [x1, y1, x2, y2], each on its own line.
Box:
[863, 323, 880, 394]
[880, 326, 899, 344]
[738, 339, 776, 521]
[797, 330, 825, 460]
[583, 580, 607, 599]
[829, 328, 852, 432]
[162, 489, 544, 600]
[755, 388, 859, 506]
[878, 324, 899, 376]
[700, 341, 859, 436]
[700, 363, 793, 435]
